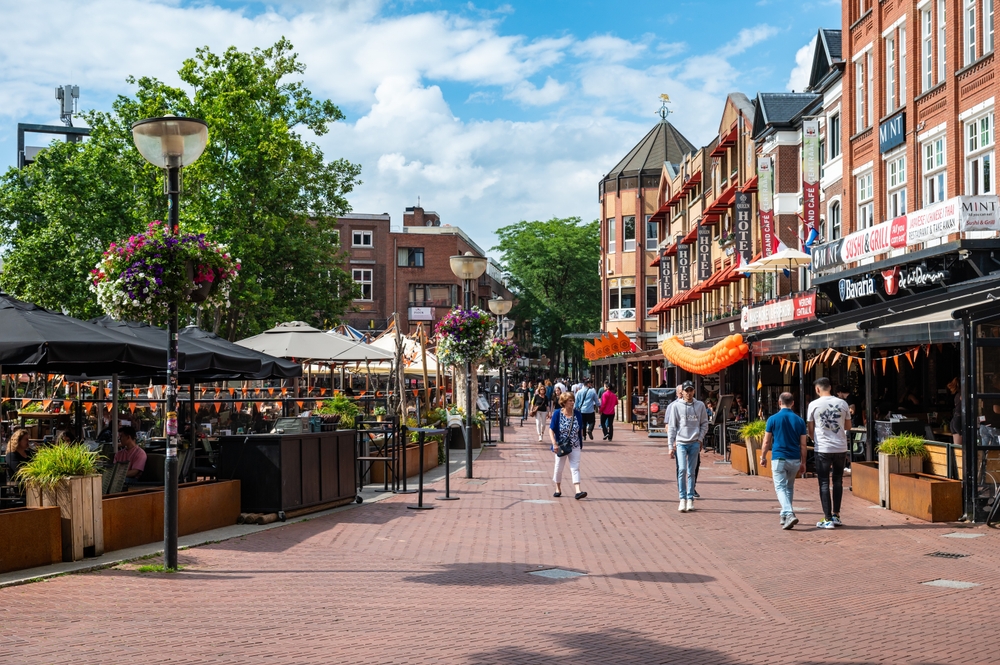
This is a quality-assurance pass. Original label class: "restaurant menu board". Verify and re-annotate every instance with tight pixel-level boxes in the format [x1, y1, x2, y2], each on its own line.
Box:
[648, 388, 673, 437]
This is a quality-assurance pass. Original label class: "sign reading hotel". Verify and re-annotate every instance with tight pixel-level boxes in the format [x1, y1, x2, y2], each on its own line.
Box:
[734, 191, 753, 264]
[757, 157, 776, 257]
[801, 120, 820, 233]
[659, 247, 673, 299]
[676, 234, 691, 291]
[741, 291, 818, 332]
[697, 223, 712, 281]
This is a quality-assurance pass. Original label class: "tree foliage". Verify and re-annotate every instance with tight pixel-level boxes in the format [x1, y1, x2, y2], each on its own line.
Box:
[493, 217, 600, 377]
[0, 39, 361, 339]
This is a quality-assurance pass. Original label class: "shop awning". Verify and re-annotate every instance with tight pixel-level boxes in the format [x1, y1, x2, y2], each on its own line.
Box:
[702, 182, 739, 222]
[709, 124, 738, 157]
[681, 171, 702, 192]
[741, 175, 758, 192]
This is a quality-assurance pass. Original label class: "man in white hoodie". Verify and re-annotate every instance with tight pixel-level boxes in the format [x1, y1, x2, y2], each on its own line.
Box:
[667, 381, 709, 513]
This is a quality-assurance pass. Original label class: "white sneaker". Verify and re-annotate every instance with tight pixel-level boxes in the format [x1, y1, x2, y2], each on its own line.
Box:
[686, 499, 694, 512]
[678, 500, 687, 512]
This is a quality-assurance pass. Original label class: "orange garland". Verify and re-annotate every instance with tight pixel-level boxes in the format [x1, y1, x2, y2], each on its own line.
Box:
[661, 334, 749, 376]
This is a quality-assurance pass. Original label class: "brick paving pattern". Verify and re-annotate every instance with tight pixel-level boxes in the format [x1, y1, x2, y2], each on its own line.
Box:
[4, 422, 1000, 664]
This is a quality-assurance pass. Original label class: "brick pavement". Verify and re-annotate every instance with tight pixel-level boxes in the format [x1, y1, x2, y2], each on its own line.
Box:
[3, 421, 1000, 664]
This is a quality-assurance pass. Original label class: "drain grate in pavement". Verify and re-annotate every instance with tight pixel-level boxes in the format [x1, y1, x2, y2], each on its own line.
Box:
[523, 499, 556, 504]
[921, 579, 980, 589]
[529, 568, 586, 579]
[926, 551, 969, 559]
[942, 532, 985, 539]
[466, 480, 488, 485]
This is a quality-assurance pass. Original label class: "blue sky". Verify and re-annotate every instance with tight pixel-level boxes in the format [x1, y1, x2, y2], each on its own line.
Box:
[0, 0, 841, 253]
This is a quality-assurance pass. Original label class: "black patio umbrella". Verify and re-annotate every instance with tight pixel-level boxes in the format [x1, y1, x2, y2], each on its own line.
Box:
[0, 294, 169, 375]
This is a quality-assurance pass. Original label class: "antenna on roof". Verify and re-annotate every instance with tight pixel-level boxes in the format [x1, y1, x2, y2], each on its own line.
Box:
[657, 94, 672, 121]
[55, 85, 80, 127]
[417, 195, 421, 207]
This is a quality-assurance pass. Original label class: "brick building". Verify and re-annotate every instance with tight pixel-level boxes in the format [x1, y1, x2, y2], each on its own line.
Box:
[337, 206, 512, 335]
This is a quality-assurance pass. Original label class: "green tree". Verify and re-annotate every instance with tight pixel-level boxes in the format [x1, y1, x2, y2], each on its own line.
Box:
[493, 217, 601, 377]
[0, 39, 361, 339]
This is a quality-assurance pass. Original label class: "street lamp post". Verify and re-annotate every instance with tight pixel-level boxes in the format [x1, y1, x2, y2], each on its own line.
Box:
[487, 296, 513, 443]
[449, 251, 488, 478]
[132, 115, 208, 570]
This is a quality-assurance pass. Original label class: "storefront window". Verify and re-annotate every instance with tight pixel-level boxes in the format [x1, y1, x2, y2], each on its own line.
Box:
[623, 216, 636, 252]
[965, 112, 994, 196]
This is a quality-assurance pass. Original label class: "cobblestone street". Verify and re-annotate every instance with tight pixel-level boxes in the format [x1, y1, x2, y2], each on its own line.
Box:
[4, 422, 999, 664]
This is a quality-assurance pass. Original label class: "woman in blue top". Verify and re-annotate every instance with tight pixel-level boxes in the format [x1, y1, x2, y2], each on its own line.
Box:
[549, 392, 587, 500]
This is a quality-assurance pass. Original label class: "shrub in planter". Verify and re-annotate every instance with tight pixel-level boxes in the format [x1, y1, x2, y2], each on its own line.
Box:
[315, 395, 361, 429]
[877, 433, 928, 509]
[739, 420, 766, 476]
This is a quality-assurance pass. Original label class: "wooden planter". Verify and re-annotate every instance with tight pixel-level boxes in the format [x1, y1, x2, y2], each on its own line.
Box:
[370, 442, 440, 484]
[878, 453, 924, 509]
[744, 436, 762, 476]
[887, 473, 963, 522]
[26, 475, 103, 562]
[730, 443, 750, 474]
[850, 461, 879, 505]
[0, 507, 63, 574]
[756, 449, 772, 478]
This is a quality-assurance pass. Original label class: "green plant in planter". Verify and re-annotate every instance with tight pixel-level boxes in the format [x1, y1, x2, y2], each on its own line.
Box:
[877, 433, 929, 458]
[315, 395, 361, 428]
[14, 443, 99, 492]
[738, 420, 766, 441]
[19, 401, 46, 413]
[373, 406, 387, 417]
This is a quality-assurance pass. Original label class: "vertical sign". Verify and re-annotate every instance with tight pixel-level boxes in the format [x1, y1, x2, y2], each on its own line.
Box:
[676, 234, 691, 291]
[734, 191, 752, 264]
[659, 247, 673, 299]
[802, 120, 820, 234]
[757, 157, 776, 257]
[697, 223, 712, 281]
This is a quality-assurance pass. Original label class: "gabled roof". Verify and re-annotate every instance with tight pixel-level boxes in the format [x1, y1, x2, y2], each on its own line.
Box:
[603, 119, 696, 183]
[727, 92, 755, 123]
[751, 92, 822, 138]
[807, 29, 844, 92]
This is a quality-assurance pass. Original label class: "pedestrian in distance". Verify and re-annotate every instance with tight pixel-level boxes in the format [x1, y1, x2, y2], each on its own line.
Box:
[544, 380, 554, 412]
[599, 381, 619, 440]
[760, 392, 807, 529]
[668, 381, 708, 512]
[549, 392, 587, 500]
[807, 377, 852, 529]
[574, 378, 598, 440]
[529, 385, 549, 442]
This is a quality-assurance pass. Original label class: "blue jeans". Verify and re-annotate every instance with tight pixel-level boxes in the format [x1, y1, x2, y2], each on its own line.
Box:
[676, 442, 700, 499]
[771, 458, 800, 517]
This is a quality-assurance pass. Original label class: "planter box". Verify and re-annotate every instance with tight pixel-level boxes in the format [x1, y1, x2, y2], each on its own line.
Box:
[850, 461, 879, 505]
[744, 436, 762, 476]
[371, 441, 440, 484]
[756, 450, 772, 478]
[887, 473, 963, 522]
[878, 453, 924, 509]
[0, 507, 63, 574]
[449, 425, 482, 449]
[730, 443, 750, 474]
[103, 480, 241, 553]
[27, 475, 103, 562]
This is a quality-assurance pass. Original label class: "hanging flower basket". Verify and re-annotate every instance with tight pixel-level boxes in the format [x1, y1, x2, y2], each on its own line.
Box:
[485, 337, 518, 369]
[434, 307, 493, 367]
[90, 221, 240, 325]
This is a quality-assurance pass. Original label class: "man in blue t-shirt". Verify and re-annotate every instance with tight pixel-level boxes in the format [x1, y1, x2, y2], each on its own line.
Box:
[760, 392, 807, 529]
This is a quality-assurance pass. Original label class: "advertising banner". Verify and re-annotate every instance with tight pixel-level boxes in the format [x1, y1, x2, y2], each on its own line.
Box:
[734, 191, 753, 264]
[676, 234, 691, 291]
[801, 120, 820, 233]
[659, 247, 673, 299]
[697, 223, 712, 281]
[757, 157, 775, 257]
[740, 291, 818, 332]
[810, 238, 845, 271]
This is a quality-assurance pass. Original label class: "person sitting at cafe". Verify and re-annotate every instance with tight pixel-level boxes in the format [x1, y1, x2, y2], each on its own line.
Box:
[5, 428, 33, 477]
[835, 386, 859, 418]
[113, 425, 147, 479]
[54, 430, 73, 445]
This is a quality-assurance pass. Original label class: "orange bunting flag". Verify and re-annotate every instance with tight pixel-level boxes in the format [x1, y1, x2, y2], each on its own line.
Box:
[63, 400, 73, 413]
[235, 402, 243, 411]
[893, 356, 900, 372]
[21, 398, 30, 408]
[296, 401, 304, 409]
[267, 388, 275, 396]
[228, 388, 236, 396]
[281, 387, 288, 396]
[42, 399, 52, 409]
[320, 388, 327, 396]
[832, 352, 841, 365]
[881, 358, 887, 373]
[128, 402, 136, 413]
[214, 402, 222, 412]
[150, 403, 158, 413]
[133, 388, 140, 397]
[255, 402, 263, 411]
[757, 379, 763, 390]
[84, 402, 93, 413]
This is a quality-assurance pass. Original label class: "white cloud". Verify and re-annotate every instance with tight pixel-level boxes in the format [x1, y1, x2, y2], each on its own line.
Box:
[718, 24, 781, 57]
[504, 77, 570, 106]
[786, 35, 817, 92]
[572, 35, 645, 63]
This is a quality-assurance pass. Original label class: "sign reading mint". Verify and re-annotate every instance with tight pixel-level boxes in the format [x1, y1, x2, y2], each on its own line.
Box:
[838, 275, 876, 301]
[879, 112, 905, 153]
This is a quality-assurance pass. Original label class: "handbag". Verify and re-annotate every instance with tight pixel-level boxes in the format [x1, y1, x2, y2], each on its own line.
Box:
[529, 404, 539, 417]
[556, 437, 574, 457]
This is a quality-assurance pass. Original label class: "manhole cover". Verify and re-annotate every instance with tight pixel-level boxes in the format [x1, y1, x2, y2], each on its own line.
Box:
[927, 552, 970, 559]
[523, 499, 556, 504]
[942, 532, 985, 539]
[529, 568, 586, 579]
[921, 579, 980, 589]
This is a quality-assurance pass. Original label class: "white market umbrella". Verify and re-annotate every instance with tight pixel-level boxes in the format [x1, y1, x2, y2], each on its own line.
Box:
[236, 321, 361, 361]
[743, 247, 813, 273]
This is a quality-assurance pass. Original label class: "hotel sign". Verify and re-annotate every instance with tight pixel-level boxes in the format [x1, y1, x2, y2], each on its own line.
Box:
[676, 235, 691, 291]
[879, 112, 906, 153]
[659, 247, 673, 299]
[697, 224, 712, 281]
[734, 191, 753, 264]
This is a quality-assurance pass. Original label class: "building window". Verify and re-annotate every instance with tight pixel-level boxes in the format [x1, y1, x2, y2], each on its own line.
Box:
[857, 172, 874, 230]
[923, 8, 934, 91]
[867, 51, 874, 128]
[352, 230, 373, 247]
[829, 201, 842, 240]
[607, 217, 616, 254]
[900, 25, 907, 103]
[397, 247, 424, 267]
[855, 60, 866, 133]
[887, 155, 907, 218]
[987, 0, 995, 53]
[409, 284, 458, 307]
[966, 0, 978, 65]
[608, 284, 636, 319]
[623, 215, 636, 252]
[886, 36, 896, 114]
[646, 277, 658, 318]
[828, 113, 841, 158]
[352, 269, 373, 301]
[923, 136, 947, 204]
[819, 138, 826, 179]
[645, 215, 658, 250]
[966, 112, 994, 195]
[939, 0, 947, 82]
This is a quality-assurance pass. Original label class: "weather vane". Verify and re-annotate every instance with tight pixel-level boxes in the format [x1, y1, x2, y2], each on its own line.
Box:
[658, 94, 672, 121]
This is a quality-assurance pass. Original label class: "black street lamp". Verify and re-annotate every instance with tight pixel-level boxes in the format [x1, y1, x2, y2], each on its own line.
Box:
[131, 115, 208, 570]
[488, 296, 513, 443]
[449, 251, 488, 478]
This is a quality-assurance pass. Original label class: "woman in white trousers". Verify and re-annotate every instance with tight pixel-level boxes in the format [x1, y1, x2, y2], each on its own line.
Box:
[530, 385, 549, 441]
[549, 392, 587, 500]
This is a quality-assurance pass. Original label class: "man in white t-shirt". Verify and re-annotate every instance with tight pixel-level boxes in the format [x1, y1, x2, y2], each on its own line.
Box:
[806, 377, 852, 529]
[554, 379, 567, 395]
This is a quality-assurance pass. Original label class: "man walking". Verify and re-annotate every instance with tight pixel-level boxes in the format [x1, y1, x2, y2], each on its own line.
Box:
[760, 392, 807, 529]
[667, 383, 701, 496]
[667, 381, 708, 512]
[574, 378, 598, 440]
[807, 377, 852, 529]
